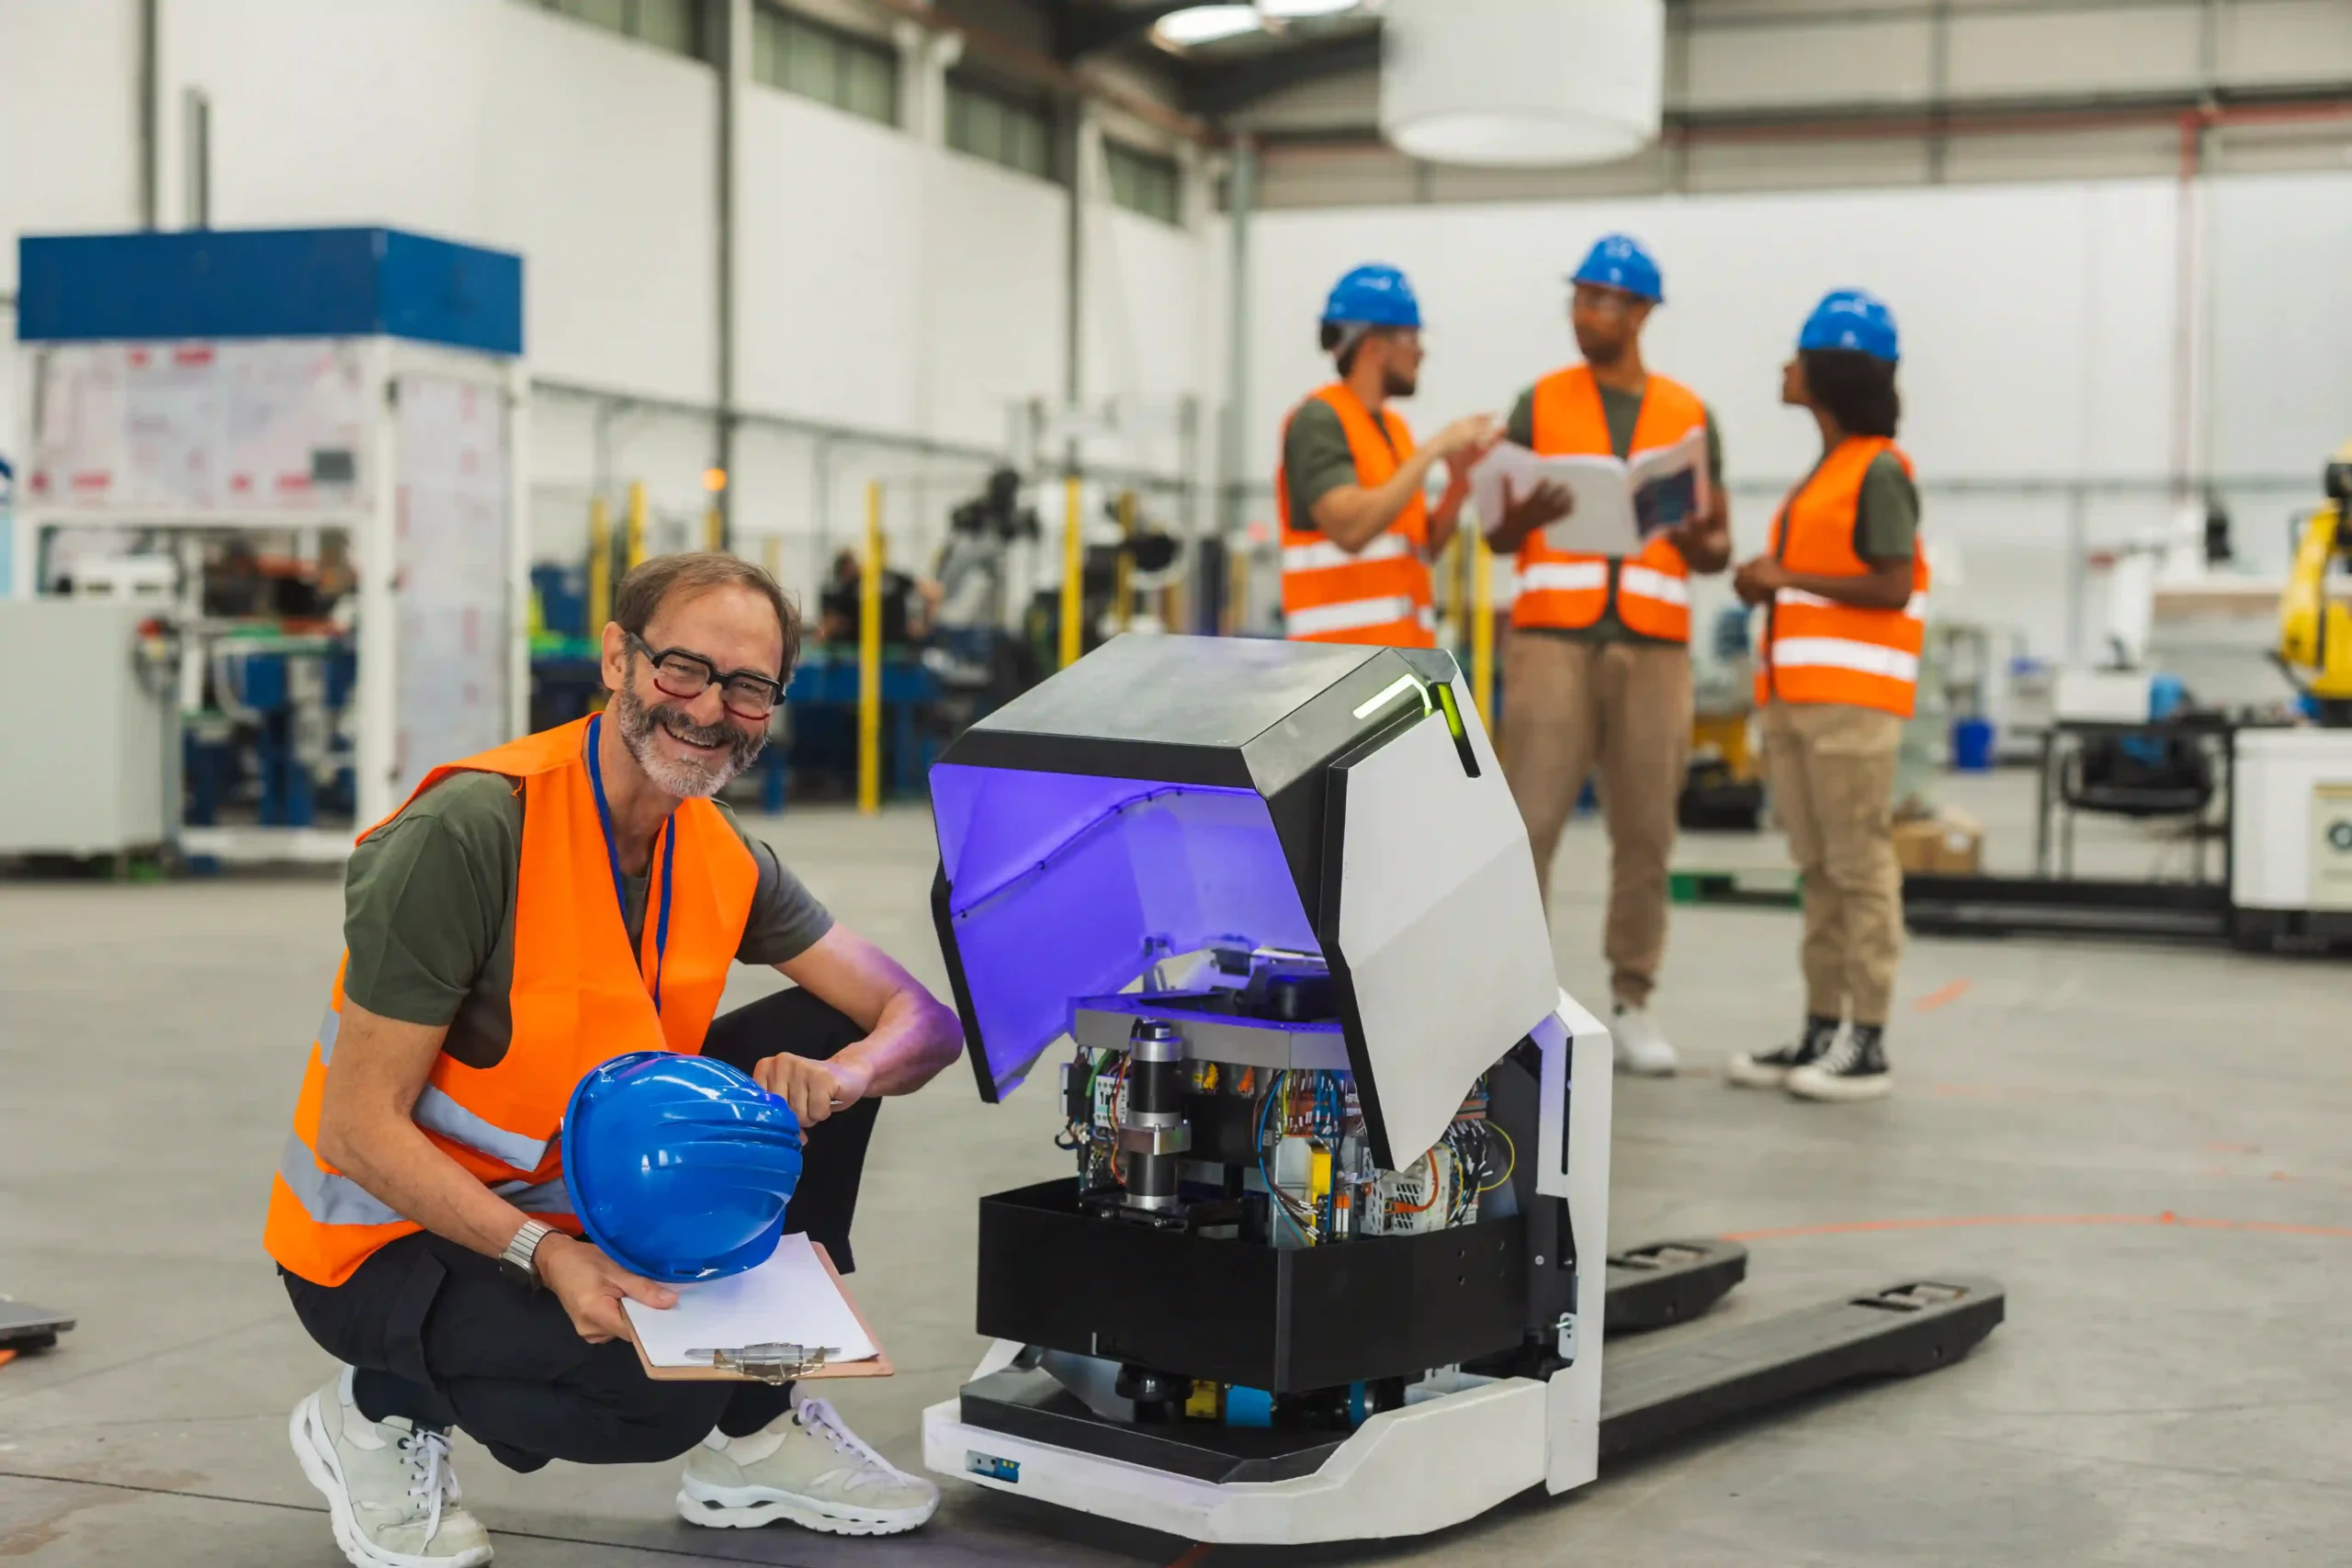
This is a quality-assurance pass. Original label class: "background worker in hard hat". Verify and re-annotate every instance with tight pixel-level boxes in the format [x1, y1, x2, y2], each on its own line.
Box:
[1279, 263, 1543, 647]
[1486, 234, 1730, 1077]
[266, 552, 965, 1565]
[1726, 290, 1926, 1103]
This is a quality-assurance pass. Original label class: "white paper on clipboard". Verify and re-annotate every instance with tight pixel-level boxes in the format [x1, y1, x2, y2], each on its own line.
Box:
[1470, 428, 1710, 557]
[624, 1234, 878, 1371]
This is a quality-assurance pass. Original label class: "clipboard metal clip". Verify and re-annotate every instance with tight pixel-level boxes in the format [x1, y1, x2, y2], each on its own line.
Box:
[691, 1343, 842, 1383]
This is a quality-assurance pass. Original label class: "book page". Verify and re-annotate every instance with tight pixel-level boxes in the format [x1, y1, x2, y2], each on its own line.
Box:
[624, 1233, 878, 1370]
[1469, 443, 1642, 556]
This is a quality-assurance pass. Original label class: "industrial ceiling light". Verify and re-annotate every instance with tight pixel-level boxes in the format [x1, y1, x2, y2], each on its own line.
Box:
[1258, 0, 1363, 17]
[1382, 0, 1663, 167]
[1154, 5, 1263, 47]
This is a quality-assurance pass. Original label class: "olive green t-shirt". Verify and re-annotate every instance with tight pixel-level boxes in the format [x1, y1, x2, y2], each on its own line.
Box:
[1504, 382, 1726, 645]
[342, 772, 832, 1069]
[1282, 398, 1385, 534]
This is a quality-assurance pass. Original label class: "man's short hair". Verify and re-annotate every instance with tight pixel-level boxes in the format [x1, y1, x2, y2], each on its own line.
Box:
[613, 552, 803, 678]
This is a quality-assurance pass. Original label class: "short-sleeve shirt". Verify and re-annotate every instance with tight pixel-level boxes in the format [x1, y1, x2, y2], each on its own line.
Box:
[1505, 381, 1727, 645]
[1281, 399, 1383, 534]
[341, 772, 833, 1069]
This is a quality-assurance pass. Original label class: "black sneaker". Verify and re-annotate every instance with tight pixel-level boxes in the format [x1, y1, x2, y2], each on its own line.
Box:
[1785, 1023, 1893, 1102]
[1725, 1015, 1840, 1090]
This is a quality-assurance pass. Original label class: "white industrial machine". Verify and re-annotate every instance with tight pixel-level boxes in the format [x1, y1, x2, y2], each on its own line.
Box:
[0, 600, 175, 859]
[11, 227, 528, 863]
[919, 636, 2002, 1547]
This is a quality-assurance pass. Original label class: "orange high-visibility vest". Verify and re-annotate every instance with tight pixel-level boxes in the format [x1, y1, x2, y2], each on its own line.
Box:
[265, 717, 760, 1287]
[1755, 436, 1930, 718]
[1512, 367, 1707, 641]
[1276, 382, 1436, 649]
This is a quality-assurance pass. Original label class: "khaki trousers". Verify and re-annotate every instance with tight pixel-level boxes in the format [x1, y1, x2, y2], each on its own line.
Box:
[1499, 633, 1691, 1008]
[1759, 700, 1905, 1026]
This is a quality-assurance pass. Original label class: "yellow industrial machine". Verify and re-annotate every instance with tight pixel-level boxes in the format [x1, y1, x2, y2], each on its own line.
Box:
[2277, 442, 2352, 724]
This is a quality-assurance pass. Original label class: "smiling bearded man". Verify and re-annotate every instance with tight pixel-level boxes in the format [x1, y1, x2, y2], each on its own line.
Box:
[265, 553, 966, 1566]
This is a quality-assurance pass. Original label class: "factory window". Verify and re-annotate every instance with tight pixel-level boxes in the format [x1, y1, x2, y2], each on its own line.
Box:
[1105, 140, 1182, 224]
[946, 73, 1056, 181]
[753, 5, 901, 128]
[532, 0, 705, 60]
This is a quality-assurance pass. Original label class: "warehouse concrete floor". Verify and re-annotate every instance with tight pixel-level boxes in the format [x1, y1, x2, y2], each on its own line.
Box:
[5, 777, 2349, 1566]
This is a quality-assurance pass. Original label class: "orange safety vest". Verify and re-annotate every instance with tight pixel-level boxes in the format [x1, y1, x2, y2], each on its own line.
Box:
[1276, 382, 1436, 649]
[1513, 367, 1707, 641]
[264, 717, 760, 1287]
[1755, 436, 1930, 718]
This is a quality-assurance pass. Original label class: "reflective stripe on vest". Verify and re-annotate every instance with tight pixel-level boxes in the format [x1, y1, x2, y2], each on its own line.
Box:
[1276, 382, 1436, 649]
[1513, 366, 1706, 641]
[264, 718, 760, 1287]
[1755, 436, 1929, 718]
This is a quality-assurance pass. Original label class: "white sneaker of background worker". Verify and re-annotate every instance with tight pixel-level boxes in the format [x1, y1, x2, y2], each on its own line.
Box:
[267, 554, 966, 1565]
[1724, 290, 1926, 1104]
[1487, 235, 1735, 1078]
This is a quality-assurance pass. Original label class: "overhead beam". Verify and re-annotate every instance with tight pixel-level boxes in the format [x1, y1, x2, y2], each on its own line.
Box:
[1185, 29, 1379, 118]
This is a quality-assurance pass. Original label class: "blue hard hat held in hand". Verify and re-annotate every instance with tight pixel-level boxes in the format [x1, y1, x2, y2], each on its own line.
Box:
[1570, 233, 1663, 302]
[1322, 264, 1422, 329]
[561, 1051, 805, 1285]
[1799, 288, 1900, 363]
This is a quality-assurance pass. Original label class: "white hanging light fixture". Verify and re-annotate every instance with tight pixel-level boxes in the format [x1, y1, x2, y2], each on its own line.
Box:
[1155, 6, 1264, 47]
[1381, 0, 1664, 167]
[1258, 0, 1363, 17]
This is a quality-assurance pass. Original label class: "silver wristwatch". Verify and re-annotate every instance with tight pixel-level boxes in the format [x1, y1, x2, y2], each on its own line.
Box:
[498, 1219, 554, 1290]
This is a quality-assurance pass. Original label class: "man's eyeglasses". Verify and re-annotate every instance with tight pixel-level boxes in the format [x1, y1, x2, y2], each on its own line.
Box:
[629, 635, 787, 719]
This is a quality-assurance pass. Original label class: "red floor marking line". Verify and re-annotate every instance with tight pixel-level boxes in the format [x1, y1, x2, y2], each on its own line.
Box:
[1165, 1546, 1214, 1568]
[1912, 978, 1972, 1012]
[1722, 1213, 2352, 1243]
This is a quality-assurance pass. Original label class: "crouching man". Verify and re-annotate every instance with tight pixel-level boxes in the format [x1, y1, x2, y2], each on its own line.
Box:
[265, 554, 964, 1565]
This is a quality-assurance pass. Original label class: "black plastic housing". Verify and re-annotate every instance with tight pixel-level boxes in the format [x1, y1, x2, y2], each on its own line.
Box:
[975, 1179, 1526, 1393]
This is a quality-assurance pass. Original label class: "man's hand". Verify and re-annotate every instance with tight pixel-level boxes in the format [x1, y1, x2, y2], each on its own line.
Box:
[1731, 554, 1789, 606]
[755, 1051, 873, 1129]
[536, 1233, 676, 1345]
[1486, 479, 1575, 554]
[1426, 413, 1501, 461]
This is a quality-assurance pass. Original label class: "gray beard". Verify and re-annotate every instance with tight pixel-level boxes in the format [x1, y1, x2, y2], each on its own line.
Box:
[610, 680, 766, 799]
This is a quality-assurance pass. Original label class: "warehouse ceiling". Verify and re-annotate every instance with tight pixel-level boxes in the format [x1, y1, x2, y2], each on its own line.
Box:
[1034, 0, 1382, 118]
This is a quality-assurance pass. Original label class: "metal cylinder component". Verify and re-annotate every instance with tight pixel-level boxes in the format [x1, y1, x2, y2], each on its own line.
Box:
[1124, 1020, 1187, 1213]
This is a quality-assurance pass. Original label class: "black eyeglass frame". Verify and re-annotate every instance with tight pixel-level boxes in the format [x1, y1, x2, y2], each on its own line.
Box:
[627, 633, 789, 719]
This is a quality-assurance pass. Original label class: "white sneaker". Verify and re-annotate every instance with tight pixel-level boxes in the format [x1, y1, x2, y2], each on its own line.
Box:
[677, 1386, 940, 1537]
[1611, 1005, 1680, 1077]
[289, 1367, 493, 1568]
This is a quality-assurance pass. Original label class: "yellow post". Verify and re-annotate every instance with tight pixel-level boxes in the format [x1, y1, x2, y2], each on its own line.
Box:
[1114, 490, 1136, 633]
[587, 495, 613, 634]
[1059, 476, 1084, 668]
[703, 505, 723, 553]
[1226, 544, 1248, 637]
[858, 480, 883, 816]
[1471, 531, 1496, 732]
[626, 481, 648, 570]
[760, 533, 782, 580]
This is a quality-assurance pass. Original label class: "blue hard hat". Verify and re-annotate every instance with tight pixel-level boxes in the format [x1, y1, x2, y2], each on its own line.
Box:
[1569, 233, 1663, 302]
[1321, 264, 1422, 329]
[1798, 288, 1900, 362]
[561, 1051, 805, 1284]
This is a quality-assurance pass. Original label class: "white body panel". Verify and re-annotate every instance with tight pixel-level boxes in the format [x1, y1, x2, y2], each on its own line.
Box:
[2232, 728, 2352, 909]
[0, 600, 172, 855]
[1335, 673, 1561, 1167]
[926, 991, 1613, 1546]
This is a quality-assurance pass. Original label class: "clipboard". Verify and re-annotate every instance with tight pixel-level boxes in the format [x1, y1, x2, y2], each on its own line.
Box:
[628, 1241, 894, 1384]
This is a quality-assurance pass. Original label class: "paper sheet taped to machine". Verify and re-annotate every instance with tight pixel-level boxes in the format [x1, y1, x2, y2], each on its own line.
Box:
[1468, 429, 1711, 557]
[624, 1234, 881, 1376]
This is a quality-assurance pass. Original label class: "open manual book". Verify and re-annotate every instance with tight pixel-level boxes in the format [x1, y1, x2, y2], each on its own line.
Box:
[1467, 424, 1711, 557]
[623, 1233, 892, 1383]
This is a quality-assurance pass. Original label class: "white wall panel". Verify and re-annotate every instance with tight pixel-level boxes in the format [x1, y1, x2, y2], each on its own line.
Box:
[0, 0, 141, 291]
[1684, 18, 1933, 111]
[2206, 173, 2352, 483]
[2220, 0, 2352, 85]
[1945, 6, 2202, 98]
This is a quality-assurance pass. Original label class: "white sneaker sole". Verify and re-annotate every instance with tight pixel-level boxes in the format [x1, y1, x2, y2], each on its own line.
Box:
[676, 1475, 937, 1537]
[288, 1393, 494, 1568]
[1785, 1067, 1894, 1102]
[1724, 1056, 1794, 1089]
[1613, 1051, 1679, 1078]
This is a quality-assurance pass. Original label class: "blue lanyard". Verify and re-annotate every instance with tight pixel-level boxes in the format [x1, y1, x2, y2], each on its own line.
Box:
[584, 714, 675, 1014]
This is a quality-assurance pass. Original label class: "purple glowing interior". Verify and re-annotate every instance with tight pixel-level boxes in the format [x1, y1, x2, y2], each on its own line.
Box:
[931, 763, 1318, 1099]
